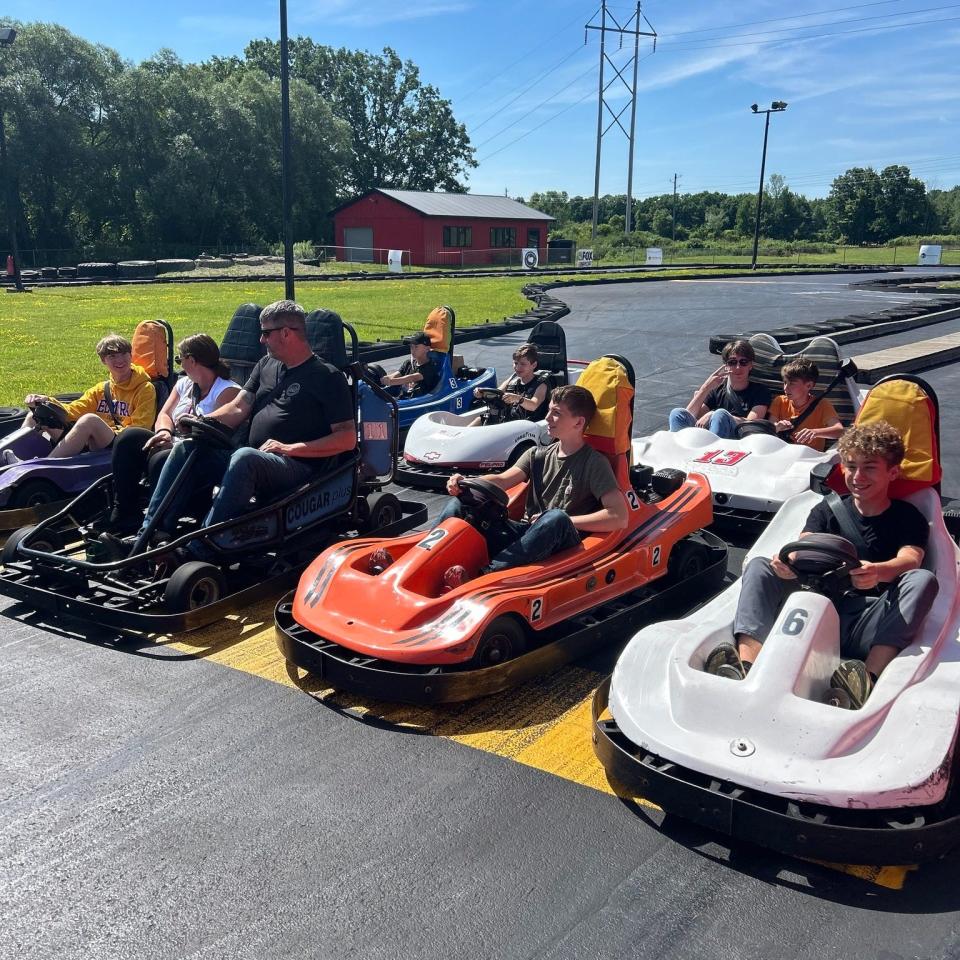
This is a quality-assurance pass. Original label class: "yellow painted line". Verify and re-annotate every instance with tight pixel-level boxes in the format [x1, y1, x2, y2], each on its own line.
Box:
[159, 608, 914, 890]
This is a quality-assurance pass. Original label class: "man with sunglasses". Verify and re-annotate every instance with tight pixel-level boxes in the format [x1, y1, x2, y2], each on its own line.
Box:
[134, 300, 356, 545]
[668, 339, 770, 439]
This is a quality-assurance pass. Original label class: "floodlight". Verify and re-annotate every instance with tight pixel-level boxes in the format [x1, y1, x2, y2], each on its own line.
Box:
[0, 28, 16, 45]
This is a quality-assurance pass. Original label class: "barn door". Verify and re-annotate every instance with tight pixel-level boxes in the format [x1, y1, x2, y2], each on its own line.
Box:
[343, 227, 374, 263]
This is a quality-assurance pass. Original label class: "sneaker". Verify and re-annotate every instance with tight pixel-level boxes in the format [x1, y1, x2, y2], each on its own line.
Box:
[442, 564, 469, 592]
[827, 659, 873, 709]
[368, 547, 395, 575]
[1, 449, 20, 466]
[705, 641, 746, 680]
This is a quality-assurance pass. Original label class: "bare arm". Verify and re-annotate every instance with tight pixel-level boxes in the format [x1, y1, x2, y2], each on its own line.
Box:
[507, 382, 548, 412]
[851, 545, 924, 591]
[206, 389, 254, 429]
[446, 466, 527, 496]
[568, 487, 629, 533]
[686, 366, 725, 417]
[260, 419, 357, 458]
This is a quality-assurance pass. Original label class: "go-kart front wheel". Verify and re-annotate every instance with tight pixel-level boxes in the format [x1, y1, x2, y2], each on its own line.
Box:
[667, 538, 710, 583]
[362, 491, 402, 532]
[164, 561, 226, 613]
[2, 524, 64, 564]
[470, 616, 528, 668]
[9, 478, 61, 510]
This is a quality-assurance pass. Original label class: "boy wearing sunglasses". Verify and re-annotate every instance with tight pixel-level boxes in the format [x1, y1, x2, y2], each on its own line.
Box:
[668, 340, 770, 439]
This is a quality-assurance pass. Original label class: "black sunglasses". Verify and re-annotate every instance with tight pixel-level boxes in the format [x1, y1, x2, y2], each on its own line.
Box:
[725, 358, 752, 368]
[260, 326, 289, 336]
[175, 354, 189, 365]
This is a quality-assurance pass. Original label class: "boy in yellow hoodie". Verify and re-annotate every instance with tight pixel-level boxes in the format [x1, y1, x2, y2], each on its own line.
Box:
[4, 334, 156, 462]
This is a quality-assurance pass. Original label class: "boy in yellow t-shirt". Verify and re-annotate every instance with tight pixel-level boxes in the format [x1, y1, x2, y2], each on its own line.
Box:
[768, 358, 843, 452]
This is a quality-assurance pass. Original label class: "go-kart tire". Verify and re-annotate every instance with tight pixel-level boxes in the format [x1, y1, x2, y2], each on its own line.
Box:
[2, 524, 64, 564]
[651, 468, 686, 498]
[667, 537, 710, 583]
[471, 616, 528, 668]
[9, 478, 62, 510]
[164, 561, 226, 613]
[363, 491, 402, 531]
[944, 508, 960, 544]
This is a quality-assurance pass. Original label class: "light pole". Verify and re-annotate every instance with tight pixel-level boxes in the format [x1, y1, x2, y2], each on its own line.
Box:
[0, 26, 25, 293]
[279, 0, 294, 300]
[750, 100, 787, 270]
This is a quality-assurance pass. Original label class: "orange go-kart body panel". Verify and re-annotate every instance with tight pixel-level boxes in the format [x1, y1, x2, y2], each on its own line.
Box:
[290, 471, 714, 666]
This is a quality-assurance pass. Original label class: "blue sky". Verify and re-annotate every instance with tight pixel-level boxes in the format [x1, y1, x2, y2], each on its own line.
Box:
[8, 0, 960, 200]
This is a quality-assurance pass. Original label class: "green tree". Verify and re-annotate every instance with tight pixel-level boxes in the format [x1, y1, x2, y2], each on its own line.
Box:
[243, 39, 475, 195]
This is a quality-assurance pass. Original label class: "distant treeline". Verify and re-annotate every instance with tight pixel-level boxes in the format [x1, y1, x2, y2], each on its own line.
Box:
[530, 168, 960, 254]
[0, 22, 474, 259]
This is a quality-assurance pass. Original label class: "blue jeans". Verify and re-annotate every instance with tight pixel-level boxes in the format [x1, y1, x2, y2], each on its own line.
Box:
[668, 407, 738, 439]
[733, 556, 939, 657]
[436, 499, 582, 571]
[139, 440, 313, 538]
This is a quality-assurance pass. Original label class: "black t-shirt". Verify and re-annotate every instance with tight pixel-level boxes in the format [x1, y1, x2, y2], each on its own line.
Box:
[803, 496, 929, 562]
[705, 381, 771, 417]
[398, 357, 440, 396]
[504, 373, 549, 421]
[244, 355, 354, 466]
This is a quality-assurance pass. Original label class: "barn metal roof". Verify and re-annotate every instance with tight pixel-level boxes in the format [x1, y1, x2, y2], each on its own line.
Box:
[353, 189, 553, 221]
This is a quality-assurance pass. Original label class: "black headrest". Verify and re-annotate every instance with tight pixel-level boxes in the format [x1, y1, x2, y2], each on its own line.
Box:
[220, 303, 265, 364]
[737, 419, 778, 439]
[306, 309, 348, 369]
[530, 320, 565, 351]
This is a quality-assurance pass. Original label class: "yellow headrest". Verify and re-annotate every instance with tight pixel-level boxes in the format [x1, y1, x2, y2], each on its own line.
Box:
[423, 306, 452, 352]
[576, 356, 634, 455]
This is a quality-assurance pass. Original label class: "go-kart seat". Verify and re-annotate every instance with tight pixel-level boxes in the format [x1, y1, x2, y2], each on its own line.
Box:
[131, 319, 176, 411]
[422, 305, 455, 355]
[578, 355, 636, 489]
[220, 303, 265, 386]
[529, 320, 569, 390]
[748, 332, 859, 430]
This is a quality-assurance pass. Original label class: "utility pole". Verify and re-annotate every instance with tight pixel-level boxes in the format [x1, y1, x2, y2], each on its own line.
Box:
[750, 101, 788, 269]
[586, 2, 656, 238]
[279, 0, 295, 300]
[671, 173, 679, 244]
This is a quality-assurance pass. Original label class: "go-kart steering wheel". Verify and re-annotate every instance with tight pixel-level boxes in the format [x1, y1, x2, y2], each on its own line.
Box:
[176, 415, 236, 449]
[31, 399, 71, 431]
[458, 477, 509, 525]
[778, 533, 860, 594]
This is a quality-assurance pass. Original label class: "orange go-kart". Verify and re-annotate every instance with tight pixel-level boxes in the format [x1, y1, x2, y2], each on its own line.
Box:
[275, 355, 727, 703]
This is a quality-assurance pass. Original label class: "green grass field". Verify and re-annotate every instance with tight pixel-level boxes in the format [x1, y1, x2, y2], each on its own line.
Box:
[0, 266, 817, 406]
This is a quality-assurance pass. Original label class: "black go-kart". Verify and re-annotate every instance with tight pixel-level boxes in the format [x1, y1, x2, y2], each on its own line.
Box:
[0, 310, 427, 633]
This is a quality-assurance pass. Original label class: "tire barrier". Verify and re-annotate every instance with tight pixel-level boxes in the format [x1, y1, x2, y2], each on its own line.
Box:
[156, 259, 196, 274]
[117, 260, 158, 280]
[77, 262, 117, 279]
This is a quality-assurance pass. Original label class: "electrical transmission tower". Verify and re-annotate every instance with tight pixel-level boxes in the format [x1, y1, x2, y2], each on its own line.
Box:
[585, 1, 656, 238]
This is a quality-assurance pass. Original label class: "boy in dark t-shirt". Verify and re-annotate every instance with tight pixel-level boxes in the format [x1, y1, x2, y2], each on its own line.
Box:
[705, 421, 938, 709]
[136, 300, 356, 545]
[381, 332, 440, 397]
[436, 385, 627, 573]
[668, 339, 770, 438]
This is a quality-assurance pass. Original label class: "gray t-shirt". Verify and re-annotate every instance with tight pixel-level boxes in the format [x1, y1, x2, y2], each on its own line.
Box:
[514, 441, 619, 521]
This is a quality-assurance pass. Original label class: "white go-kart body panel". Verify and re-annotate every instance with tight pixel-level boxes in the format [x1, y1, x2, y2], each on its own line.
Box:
[608, 487, 960, 810]
[632, 429, 837, 515]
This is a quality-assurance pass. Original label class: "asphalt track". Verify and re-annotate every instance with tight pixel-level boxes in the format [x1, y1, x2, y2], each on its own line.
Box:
[4, 269, 960, 960]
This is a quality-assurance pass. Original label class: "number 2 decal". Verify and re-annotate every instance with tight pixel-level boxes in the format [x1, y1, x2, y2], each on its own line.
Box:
[693, 449, 751, 467]
[652, 545, 662, 566]
[626, 489, 640, 510]
[418, 528, 447, 551]
[531, 597, 544, 622]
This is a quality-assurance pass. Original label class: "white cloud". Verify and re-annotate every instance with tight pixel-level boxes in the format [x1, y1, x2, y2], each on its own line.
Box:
[298, 0, 472, 28]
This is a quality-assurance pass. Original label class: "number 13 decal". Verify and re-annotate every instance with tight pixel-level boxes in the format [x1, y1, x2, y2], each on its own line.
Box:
[693, 449, 751, 466]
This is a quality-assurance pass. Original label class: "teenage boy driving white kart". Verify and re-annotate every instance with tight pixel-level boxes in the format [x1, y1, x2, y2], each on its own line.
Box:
[437, 384, 628, 574]
[706, 421, 939, 709]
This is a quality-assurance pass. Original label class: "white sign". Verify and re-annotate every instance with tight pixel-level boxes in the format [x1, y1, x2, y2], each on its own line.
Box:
[576, 248, 594, 268]
[521, 247, 539, 270]
[387, 249, 404, 273]
[919, 244, 942, 266]
[645, 247, 663, 265]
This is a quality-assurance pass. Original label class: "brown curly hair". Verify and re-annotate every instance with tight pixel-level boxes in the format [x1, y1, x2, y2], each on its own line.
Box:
[838, 420, 905, 466]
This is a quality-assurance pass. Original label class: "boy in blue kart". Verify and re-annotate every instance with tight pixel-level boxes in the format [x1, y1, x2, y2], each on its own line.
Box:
[705, 421, 939, 709]
[381, 332, 440, 398]
[437, 384, 628, 576]
[668, 339, 770, 439]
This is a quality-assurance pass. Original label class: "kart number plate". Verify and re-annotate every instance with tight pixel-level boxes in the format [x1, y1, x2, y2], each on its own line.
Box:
[418, 528, 447, 551]
[691, 449, 750, 467]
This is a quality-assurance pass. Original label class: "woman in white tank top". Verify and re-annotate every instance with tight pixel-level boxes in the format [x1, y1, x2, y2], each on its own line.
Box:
[106, 334, 240, 534]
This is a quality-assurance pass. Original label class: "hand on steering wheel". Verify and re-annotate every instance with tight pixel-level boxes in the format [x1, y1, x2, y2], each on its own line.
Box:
[457, 477, 509, 525]
[176, 415, 236, 449]
[777, 534, 860, 594]
[31, 399, 71, 431]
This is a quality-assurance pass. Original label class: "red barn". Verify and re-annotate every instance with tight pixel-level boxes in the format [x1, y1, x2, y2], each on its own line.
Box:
[331, 189, 554, 267]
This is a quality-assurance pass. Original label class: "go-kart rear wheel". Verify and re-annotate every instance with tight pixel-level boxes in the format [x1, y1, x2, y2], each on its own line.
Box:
[9, 478, 62, 510]
[362, 491, 402, 532]
[506, 441, 535, 467]
[2, 524, 64, 564]
[164, 561, 226, 613]
[667, 538, 710, 583]
[471, 616, 528, 668]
